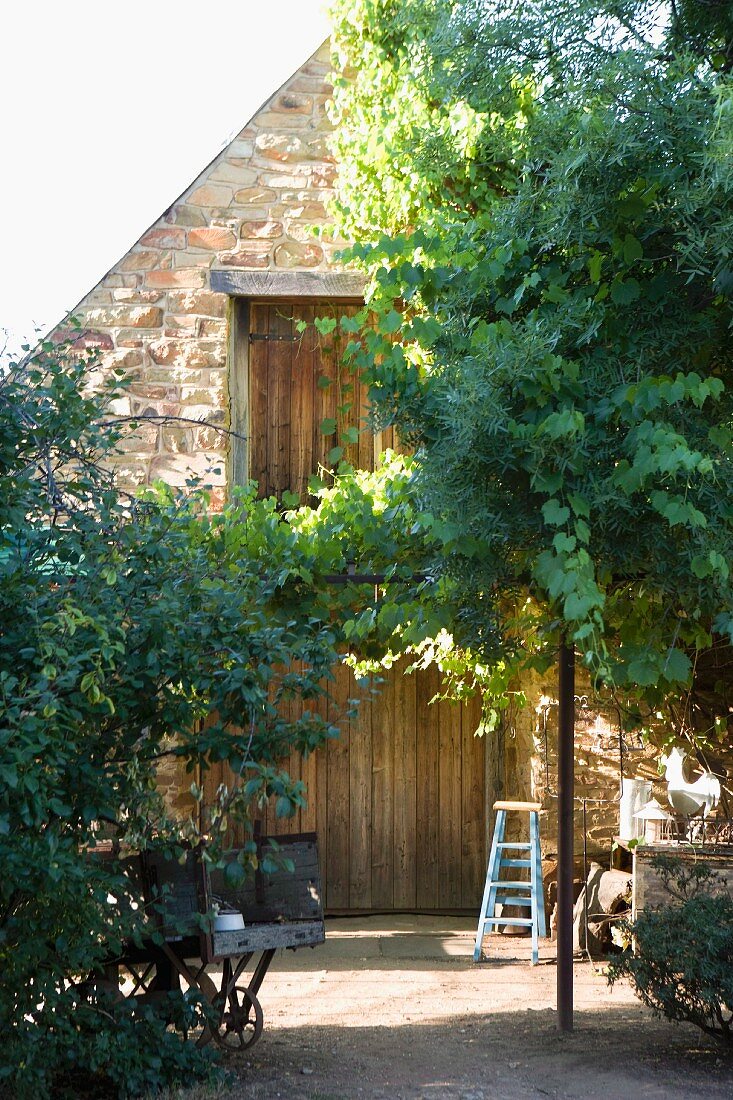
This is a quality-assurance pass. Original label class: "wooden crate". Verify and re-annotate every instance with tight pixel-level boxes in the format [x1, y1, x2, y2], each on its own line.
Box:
[202, 832, 324, 961]
[144, 848, 201, 940]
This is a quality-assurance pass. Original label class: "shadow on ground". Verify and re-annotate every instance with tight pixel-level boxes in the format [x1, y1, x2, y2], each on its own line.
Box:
[185, 918, 733, 1100]
[227, 1006, 732, 1100]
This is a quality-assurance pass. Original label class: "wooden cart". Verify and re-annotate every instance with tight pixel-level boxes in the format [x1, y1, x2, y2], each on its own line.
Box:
[103, 832, 324, 1051]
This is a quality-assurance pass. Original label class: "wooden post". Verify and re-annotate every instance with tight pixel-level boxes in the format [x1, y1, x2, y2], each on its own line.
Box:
[557, 639, 575, 1031]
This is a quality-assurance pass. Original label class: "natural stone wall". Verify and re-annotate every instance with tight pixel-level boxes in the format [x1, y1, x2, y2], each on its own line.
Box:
[59, 41, 343, 508]
[52, 41, 344, 817]
[503, 670, 663, 868]
[156, 755, 200, 820]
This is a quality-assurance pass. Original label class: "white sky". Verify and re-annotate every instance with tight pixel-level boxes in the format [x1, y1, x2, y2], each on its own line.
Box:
[1, 0, 331, 353]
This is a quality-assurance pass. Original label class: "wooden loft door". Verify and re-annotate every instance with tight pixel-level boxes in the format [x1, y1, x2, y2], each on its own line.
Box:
[247, 300, 390, 499]
[207, 298, 494, 912]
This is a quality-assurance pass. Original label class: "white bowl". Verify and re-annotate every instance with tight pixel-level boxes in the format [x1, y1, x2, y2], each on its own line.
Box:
[214, 911, 245, 932]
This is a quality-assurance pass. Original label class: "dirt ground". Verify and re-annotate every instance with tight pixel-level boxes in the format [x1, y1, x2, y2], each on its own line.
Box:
[191, 916, 733, 1100]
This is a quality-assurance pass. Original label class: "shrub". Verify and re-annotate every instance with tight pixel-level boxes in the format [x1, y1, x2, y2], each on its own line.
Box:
[0, 341, 340, 1096]
[10, 987, 219, 1100]
[608, 856, 733, 1044]
[0, 331, 435, 1096]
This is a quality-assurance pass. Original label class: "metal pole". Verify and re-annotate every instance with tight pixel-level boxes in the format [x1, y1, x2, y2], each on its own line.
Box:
[557, 639, 575, 1031]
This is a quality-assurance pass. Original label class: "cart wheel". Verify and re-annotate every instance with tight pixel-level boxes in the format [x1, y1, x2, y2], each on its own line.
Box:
[213, 985, 263, 1051]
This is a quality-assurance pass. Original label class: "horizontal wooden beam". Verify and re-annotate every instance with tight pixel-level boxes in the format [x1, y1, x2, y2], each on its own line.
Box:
[211, 269, 366, 299]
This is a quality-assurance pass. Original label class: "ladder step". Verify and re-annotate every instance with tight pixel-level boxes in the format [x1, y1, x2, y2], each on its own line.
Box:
[481, 916, 534, 927]
[487, 880, 532, 889]
[497, 842, 531, 850]
[492, 896, 532, 906]
[500, 858, 532, 868]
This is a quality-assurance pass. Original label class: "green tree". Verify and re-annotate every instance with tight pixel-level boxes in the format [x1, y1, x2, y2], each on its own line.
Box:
[327, 0, 733, 743]
[0, 339, 436, 1096]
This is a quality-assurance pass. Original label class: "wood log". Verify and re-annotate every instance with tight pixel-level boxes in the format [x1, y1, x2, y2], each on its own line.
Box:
[573, 863, 632, 955]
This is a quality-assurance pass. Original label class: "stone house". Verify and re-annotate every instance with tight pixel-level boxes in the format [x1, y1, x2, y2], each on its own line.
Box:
[56, 41, 658, 913]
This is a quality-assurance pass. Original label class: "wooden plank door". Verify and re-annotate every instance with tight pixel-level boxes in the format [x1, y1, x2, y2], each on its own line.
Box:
[247, 300, 392, 499]
[201, 658, 492, 911]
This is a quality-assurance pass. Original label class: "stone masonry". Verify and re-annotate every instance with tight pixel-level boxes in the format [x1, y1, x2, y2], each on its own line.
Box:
[53, 40, 347, 824]
[61, 41, 345, 509]
[505, 666, 663, 867]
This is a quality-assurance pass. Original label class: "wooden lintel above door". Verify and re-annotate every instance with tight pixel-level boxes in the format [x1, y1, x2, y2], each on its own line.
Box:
[211, 269, 365, 299]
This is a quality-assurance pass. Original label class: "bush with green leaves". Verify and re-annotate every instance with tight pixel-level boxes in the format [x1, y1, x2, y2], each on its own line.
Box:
[0, 333, 445, 1097]
[19, 986, 217, 1100]
[0, 344, 333, 1095]
[609, 857, 733, 1045]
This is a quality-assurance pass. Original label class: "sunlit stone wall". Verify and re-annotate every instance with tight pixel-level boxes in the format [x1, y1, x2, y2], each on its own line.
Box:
[57, 41, 344, 507]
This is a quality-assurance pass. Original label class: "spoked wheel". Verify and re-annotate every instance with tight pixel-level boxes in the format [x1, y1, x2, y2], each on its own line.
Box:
[213, 984, 263, 1051]
[194, 969, 264, 1051]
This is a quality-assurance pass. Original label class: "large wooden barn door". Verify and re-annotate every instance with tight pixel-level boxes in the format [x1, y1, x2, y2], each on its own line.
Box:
[203, 659, 489, 912]
[205, 299, 492, 912]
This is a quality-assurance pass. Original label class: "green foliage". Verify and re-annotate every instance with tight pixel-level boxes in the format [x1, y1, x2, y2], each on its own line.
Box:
[608, 857, 733, 1044]
[328, 0, 733, 740]
[291, 450, 449, 653]
[0, 337, 455, 1096]
[0, 344, 348, 1095]
[14, 986, 217, 1099]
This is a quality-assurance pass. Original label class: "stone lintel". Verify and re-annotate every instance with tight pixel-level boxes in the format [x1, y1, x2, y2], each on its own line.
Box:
[211, 269, 365, 299]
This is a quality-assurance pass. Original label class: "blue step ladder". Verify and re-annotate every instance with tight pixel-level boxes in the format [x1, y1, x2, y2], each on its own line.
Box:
[474, 800, 547, 966]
